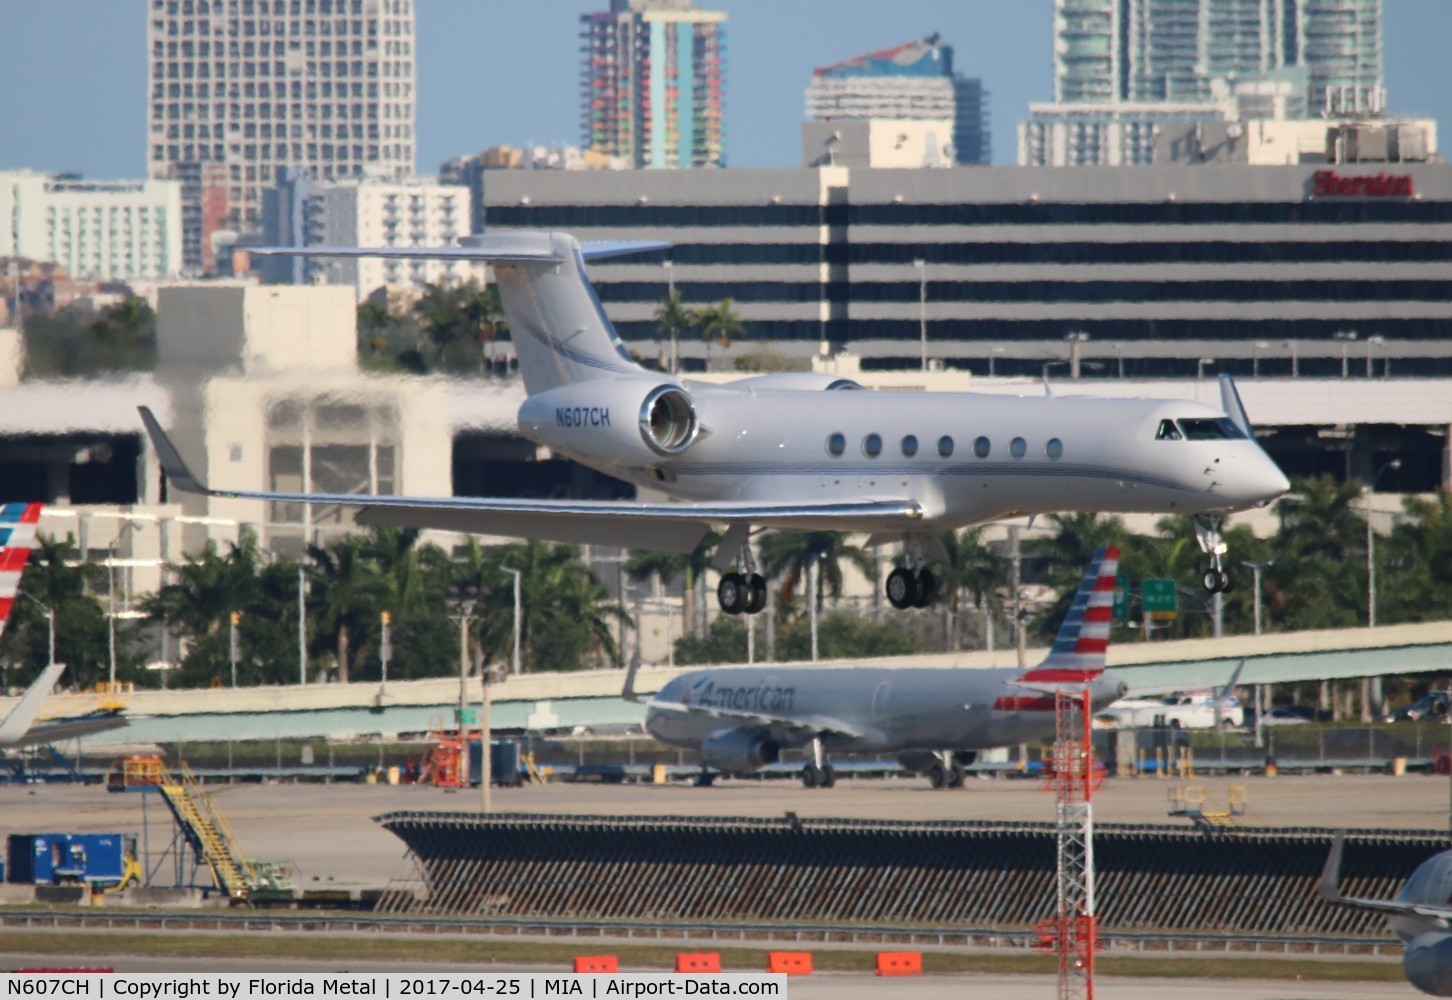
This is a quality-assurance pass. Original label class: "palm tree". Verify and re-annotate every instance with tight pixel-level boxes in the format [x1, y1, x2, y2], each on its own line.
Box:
[306, 535, 390, 683]
[493, 540, 630, 670]
[1268, 475, 1367, 629]
[625, 530, 720, 639]
[691, 298, 745, 371]
[654, 287, 695, 374]
[1025, 513, 1129, 641]
[934, 528, 1011, 649]
[1380, 491, 1452, 624]
[3, 535, 120, 689]
[758, 531, 875, 612]
[412, 279, 508, 375]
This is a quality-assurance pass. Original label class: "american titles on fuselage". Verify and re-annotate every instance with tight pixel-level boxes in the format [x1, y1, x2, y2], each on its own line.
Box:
[685, 679, 797, 713]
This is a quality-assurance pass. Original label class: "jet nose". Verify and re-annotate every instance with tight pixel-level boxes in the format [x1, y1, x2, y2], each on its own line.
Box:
[1254, 456, 1291, 504]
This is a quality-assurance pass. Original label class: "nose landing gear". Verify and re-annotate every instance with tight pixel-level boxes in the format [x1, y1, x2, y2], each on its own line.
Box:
[1195, 516, 1237, 594]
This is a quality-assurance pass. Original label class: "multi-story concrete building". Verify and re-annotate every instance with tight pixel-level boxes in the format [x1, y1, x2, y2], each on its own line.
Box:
[146, 0, 417, 272]
[0, 170, 183, 282]
[261, 172, 472, 297]
[580, 0, 725, 169]
[480, 162, 1452, 380]
[1025, 0, 1384, 165]
[805, 34, 988, 166]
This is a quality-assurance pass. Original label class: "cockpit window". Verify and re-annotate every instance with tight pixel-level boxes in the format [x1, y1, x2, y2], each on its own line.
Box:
[1155, 419, 1182, 441]
[1178, 418, 1246, 440]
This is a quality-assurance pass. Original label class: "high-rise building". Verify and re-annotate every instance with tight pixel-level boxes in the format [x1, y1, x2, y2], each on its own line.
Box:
[0, 170, 183, 282]
[805, 34, 989, 165]
[262, 173, 472, 298]
[580, 0, 726, 169]
[1027, 0, 1384, 165]
[147, 0, 417, 272]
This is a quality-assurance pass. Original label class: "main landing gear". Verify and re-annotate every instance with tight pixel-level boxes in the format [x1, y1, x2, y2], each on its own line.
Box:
[801, 738, 836, 789]
[1195, 515, 1236, 594]
[886, 535, 938, 610]
[717, 571, 767, 616]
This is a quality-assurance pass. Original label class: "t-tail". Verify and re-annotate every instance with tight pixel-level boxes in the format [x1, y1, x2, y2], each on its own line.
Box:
[1019, 545, 1120, 683]
[0, 502, 43, 645]
[248, 232, 671, 396]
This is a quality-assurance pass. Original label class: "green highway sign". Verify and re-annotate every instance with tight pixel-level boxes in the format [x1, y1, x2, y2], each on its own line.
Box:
[1113, 574, 1129, 623]
[1142, 578, 1178, 619]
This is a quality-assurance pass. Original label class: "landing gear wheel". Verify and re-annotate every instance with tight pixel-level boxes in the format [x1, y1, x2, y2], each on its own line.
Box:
[913, 569, 938, 609]
[819, 764, 836, 789]
[802, 764, 820, 789]
[1218, 568, 1236, 594]
[745, 574, 768, 615]
[717, 572, 748, 614]
[927, 762, 947, 790]
[886, 568, 918, 610]
[946, 763, 966, 789]
[1202, 569, 1226, 593]
[693, 770, 717, 788]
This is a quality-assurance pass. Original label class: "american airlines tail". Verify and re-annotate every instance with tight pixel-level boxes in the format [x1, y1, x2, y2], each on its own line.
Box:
[251, 232, 670, 396]
[0, 502, 43, 645]
[1019, 545, 1119, 682]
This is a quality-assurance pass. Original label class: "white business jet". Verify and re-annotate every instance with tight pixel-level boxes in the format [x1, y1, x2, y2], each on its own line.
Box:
[139, 231, 1289, 613]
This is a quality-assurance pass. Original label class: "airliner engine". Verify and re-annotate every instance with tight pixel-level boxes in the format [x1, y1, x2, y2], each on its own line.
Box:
[700, 729, 780, 774]
[519, 380, 699, 466]
[1404, 934, 1452, 996]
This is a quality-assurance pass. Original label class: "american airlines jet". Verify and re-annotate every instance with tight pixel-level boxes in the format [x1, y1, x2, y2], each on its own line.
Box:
[639, 546, 1126, 789]
[141, 231, 1289, 613]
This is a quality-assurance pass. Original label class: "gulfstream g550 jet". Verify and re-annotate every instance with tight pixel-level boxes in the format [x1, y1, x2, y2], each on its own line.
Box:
[139, 230, 1288, 613]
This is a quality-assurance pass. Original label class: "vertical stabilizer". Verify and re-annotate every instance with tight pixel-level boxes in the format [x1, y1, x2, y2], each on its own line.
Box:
[1021, 545, 1120, 680]
[0, 502, 43, 644]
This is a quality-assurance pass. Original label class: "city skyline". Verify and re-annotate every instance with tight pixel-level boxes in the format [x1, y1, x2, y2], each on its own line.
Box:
[0, 0, 1448, 180]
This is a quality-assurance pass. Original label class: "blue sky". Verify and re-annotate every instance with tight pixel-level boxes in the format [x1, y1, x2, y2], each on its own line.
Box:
[0, 0, 1446, 177]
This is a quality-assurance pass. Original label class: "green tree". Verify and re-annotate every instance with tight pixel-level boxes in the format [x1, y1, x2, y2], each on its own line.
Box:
[933, 528, 1011, 649]
[625, 530, 720, 640]
[487, 540, 629, 672]
[356, 298, 427, 374]
[654, 287, 695, 374]
[691, 298, 745, 369]
[758, 531, 876, 611]
[352, 527, 457, 682]
[1267, 475, 1367, 630]
[1025, 513, 1129, 640]
[22, 299, 157, 378]
[306, 535, 391, 683]
[1382, 491, 1452, 623]
[1, 535, 134, 690]
[412, 280, 508, 375]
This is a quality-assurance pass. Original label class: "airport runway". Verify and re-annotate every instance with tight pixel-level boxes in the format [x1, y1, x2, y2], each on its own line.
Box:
[2, 772, 1447, 888]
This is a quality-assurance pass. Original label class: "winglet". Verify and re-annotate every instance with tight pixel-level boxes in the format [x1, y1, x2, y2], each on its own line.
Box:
[1318, 830, 1349, 905]
[0, 662, 67, 747]
[138, 407, 210, 496]
[1218, 374, 1253, 437]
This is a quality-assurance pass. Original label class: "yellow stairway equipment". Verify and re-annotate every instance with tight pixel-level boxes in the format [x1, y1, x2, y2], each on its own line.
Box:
[156, 762, 258, 900]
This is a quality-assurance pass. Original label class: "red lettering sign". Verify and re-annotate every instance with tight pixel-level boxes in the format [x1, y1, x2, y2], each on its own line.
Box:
[1312, 170, 1415, 198]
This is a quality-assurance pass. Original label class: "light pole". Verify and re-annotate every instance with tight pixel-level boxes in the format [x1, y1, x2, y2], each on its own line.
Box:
[1066, 331, 1089, 379]
[1252, 341, 1268, 377]
[447, 584, 479, 794]
[501, 566, 522, 676]
[914, 259, 927, 373]
[808, 554, 823, 662]
[228, 611, 241, 687]
[1240, 560, 1272, 637]
[1366, 459, 1402, 629]
[16, 591, 55, 665]
[1366, 334, 1385, 378]
[1334, 330, 1358, 378]
[297, 560, 308, 685]
[1196, 357, 1216, 382]
[663, 260, 676, 374]
[378, 610, 391, 696]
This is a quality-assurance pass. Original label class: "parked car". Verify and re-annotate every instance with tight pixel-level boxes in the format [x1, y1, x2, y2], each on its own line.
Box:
[1388, 692, 1452, 722]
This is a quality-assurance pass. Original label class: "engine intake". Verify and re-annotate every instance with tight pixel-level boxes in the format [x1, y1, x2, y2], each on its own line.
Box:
[639, 385, 699, 456]
[700, 729, 780, 774]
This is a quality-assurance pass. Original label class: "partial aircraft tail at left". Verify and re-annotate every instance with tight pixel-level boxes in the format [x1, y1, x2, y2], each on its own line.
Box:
[1021, 544, 1120, 681]
[0, 502, 43, 644]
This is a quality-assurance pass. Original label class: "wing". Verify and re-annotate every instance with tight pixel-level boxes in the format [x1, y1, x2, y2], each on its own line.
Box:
[138, 407, 924, 553]
[646, 698, 878, 743]
[1122, 660, 1247, 700]
[13, 712, 128, 748]
[1318, 831, 1452, 921]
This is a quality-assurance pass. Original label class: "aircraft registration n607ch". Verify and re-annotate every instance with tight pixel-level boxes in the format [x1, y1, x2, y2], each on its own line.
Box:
[139, 230, 1289, 613]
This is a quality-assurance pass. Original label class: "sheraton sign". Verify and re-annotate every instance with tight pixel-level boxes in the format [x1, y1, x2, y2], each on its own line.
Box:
[1312, 170, 1415, 198]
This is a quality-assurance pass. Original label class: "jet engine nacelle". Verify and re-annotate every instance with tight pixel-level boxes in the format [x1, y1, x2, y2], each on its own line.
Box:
[700, 729, 780, 774]
[1404, 932, 1452, 997]
[519, 379, 699, 467]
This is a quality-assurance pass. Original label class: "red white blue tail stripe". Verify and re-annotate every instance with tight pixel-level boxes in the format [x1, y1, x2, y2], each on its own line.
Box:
[1019, 545, 1119, 682]
[0, 503, 43, 643]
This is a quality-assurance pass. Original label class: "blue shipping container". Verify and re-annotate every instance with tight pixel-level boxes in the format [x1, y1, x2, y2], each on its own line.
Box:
[6, 833, 132, 885]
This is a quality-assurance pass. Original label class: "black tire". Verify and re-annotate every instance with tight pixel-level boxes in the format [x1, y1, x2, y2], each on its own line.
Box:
[745, 574, 768, 614]
[927, 762, 947, 789]
[802, 764, 820, 789]
[819, 764, 836, 789]
[717, 572, 747, 615]
[946, 763, 966, 789]
[1202, 569, 1222, 593]
[1219, 568, 1236, 594]
[913, 569, 938, 608]
[886, 567, 918, 610]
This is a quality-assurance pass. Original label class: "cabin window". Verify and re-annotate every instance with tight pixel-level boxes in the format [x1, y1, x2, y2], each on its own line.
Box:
[826, 432, 846, 457]
[900, 434, 918, 457]
[1179, 417, 1246, 440]
[937, 435, 954, 458]
[1045, 438, 1063, 460]
[973, 435, 991, 458]
[1155, 419, 1183, 441]
[1010, 437, 1027, 458]
[863, 433, 882, 458]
